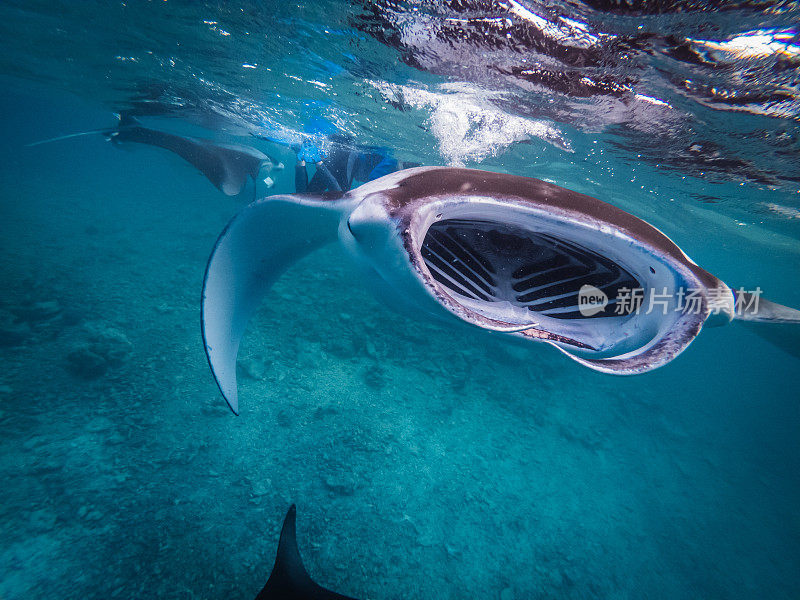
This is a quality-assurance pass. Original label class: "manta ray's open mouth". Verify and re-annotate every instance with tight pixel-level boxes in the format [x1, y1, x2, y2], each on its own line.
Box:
[421, 219, 642, 321]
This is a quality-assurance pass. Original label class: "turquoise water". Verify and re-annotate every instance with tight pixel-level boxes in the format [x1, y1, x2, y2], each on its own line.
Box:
[1, 2, 799, 599]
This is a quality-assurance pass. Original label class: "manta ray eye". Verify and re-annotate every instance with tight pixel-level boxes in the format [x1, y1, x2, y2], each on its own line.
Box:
[421, 219, 641, 321]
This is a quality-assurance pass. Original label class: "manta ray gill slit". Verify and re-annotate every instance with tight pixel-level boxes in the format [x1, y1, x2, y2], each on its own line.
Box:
[421, 219, 642, 320]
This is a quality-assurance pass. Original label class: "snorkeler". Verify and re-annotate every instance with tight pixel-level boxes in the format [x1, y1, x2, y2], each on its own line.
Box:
[292, 136, 404, 193]
[290, 118, 420, 194]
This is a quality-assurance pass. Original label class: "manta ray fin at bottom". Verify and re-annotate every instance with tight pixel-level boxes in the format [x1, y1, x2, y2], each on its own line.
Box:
[201, 194, 351, 414]
[255, 505, 357, 600]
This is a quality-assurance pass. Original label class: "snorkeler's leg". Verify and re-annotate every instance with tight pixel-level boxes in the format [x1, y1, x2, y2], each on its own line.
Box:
[295, 162, 308, 193]
[307, 161, 342, 193]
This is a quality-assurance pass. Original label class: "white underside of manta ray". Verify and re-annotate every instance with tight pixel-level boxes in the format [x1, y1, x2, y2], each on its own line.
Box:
[201, 166, 800, 414]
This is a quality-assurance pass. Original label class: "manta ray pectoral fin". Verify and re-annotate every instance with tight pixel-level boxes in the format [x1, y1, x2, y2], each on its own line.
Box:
[210, 142, 271, 196]
[255, 505, 357, 600]
[732, 290, 800, 324]
[202, 195, 349, 414]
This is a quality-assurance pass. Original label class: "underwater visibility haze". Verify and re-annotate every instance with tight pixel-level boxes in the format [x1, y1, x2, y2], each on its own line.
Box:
[1, 1, 799, 599]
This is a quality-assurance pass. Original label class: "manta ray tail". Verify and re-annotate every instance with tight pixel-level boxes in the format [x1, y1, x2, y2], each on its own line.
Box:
[25, 113, 136, 147]
[25, 127, 114, 147]
[202, 194, 351, 414]
[732, 290, 800, 324]
[255, 505, 356, 600]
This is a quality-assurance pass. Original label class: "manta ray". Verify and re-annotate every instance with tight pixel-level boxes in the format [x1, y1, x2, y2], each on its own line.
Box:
[108, 116, 273, 196]
[201, 167, 800, 414]
[29, 115, 278, 196]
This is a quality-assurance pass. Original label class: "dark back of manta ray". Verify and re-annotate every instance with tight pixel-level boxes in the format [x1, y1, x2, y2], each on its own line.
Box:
[113, 119, 264, 196]
[255, 505, 357, 600]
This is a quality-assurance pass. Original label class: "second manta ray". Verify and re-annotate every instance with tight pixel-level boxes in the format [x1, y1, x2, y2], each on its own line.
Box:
[201, 167, 800, 413]
[109, 116, 274, 196]
[29, 115, 278, 196]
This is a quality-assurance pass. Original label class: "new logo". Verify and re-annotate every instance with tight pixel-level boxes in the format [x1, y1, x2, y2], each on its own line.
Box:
[578, 284, 608, 317]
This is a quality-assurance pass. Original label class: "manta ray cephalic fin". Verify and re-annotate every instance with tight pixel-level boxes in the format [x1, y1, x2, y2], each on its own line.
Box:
[732, 290, 800, 324]
[201, 194, 352, 414]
